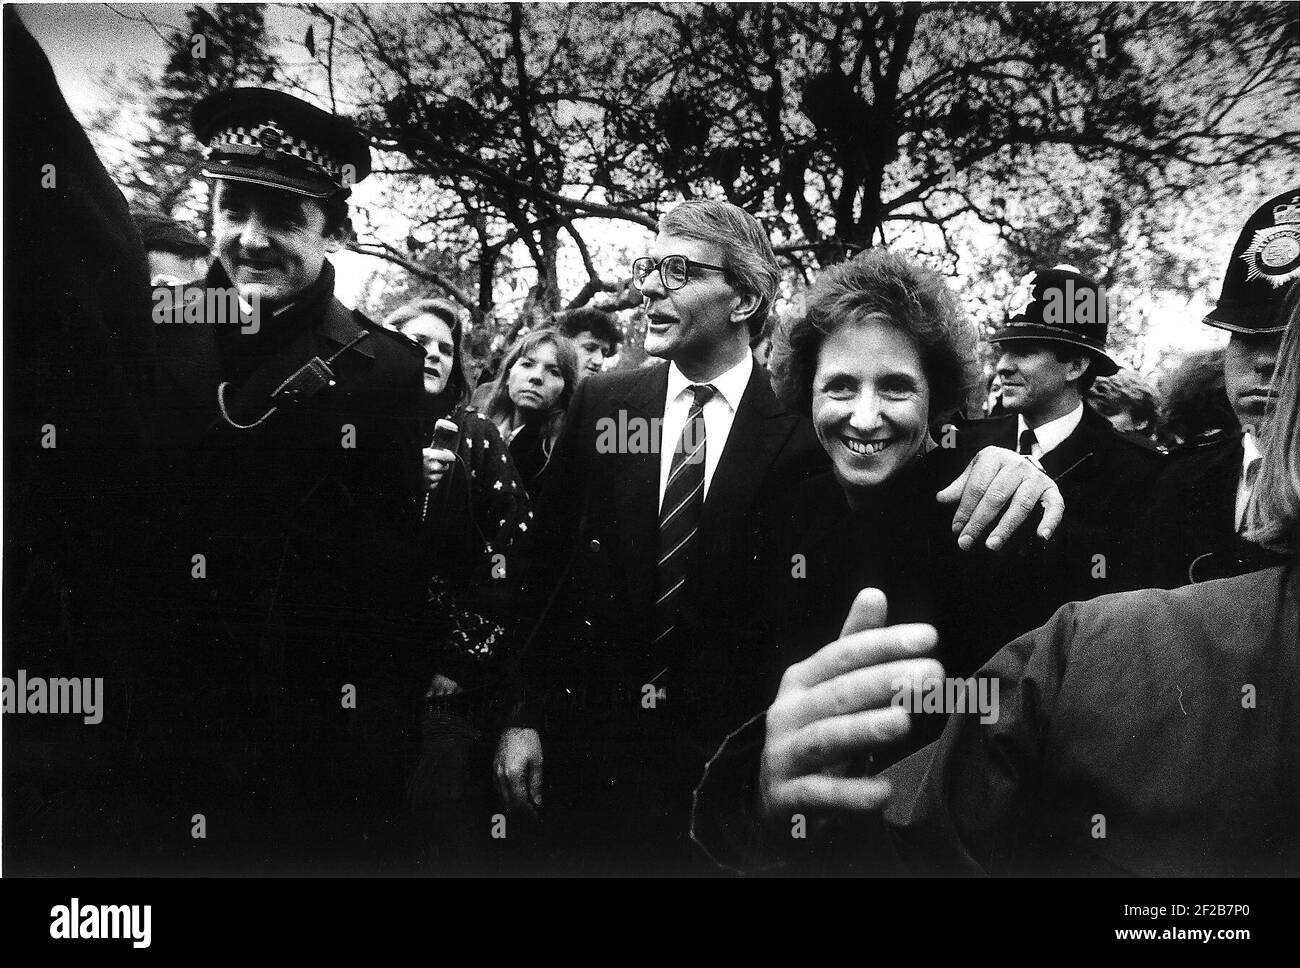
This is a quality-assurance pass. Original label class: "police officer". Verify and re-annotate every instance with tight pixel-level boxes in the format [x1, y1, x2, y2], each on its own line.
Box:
[952, 265, 1165, 633]
[149, 89, 427, 872]
[1137, 189, 1297, 587]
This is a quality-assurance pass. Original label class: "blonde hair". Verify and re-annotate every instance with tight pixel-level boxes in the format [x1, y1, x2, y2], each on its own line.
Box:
[481, 329, 579, 461]
[1244, 282, 1300, 554]
[383, 298, 470, 410]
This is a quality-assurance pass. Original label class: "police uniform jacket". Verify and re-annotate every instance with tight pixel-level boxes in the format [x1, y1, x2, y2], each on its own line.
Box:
[153, 260, 427, 731]
[1136, 432, 1290, 588]
[951, 404, 1166, 615]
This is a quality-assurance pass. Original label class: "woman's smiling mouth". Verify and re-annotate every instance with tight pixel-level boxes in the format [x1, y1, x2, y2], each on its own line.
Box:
[840, 435, 892, 456]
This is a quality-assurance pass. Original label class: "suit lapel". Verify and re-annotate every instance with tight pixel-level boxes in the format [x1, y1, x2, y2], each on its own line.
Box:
[1040, 407, 1104, 481]
[702, 366, 789, 521]
[608, 363, 670, 631]
[690, 368, 801, 629]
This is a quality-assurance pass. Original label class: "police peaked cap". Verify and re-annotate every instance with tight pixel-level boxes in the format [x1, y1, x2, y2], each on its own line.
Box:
[991, 264, 1120, 377]
[193, 88, 372, 199]
[1204, 188, 1300, 334]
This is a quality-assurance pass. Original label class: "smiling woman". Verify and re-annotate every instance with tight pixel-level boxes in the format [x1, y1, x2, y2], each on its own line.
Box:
[811, 319, 933, 496]
[745, 250, 1053, 742]
[772, 248, 979, 500]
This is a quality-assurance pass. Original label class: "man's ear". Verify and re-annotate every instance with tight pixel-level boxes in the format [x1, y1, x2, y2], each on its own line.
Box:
[730, 290, 761, 326]
[322, 207, 351, 254]
[1065, 355, 1091, 382]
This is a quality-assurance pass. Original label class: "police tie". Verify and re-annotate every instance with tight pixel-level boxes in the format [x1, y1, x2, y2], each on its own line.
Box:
[654, 384, 716, 645]
[1018, 427, 1038, 456]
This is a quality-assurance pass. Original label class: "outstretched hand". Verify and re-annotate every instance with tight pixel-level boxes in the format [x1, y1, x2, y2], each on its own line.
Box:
[759, 589, 941, 822]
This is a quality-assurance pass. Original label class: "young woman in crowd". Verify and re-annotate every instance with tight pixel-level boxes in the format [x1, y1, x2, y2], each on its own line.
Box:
[384, 298, 533, 870]
[480, 329, 579, 498]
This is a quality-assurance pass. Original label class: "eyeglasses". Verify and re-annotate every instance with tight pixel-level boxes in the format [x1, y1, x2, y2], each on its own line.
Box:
[631, 255, 726, 292]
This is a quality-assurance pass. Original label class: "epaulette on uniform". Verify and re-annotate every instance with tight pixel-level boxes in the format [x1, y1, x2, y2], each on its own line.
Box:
[1167, 428, 1245, 457]
[941, 413, 1014, 449]
[1113, 429, 1167, 456]
[952, 413, 1014, 431]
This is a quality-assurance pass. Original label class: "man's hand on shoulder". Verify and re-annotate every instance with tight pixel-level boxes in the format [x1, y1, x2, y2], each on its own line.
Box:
[936, 446, 1064, 550]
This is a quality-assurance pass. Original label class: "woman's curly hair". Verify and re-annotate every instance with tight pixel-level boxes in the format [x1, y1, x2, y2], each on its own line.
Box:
[771, 249, 979, 423]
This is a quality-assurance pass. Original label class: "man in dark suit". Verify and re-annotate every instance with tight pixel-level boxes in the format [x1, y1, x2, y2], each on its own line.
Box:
[1138, 189, 1296, 587]
[953, 265, 1165, 612]
[148, 89, 427, 871]
[495, 201, 1066, 872]
[494, 201, 821, 871]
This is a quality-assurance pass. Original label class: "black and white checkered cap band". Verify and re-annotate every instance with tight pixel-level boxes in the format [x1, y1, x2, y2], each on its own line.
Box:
[206, 123, 342, 182]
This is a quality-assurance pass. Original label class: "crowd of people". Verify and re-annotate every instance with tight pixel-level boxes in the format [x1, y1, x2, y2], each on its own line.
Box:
[6, 12, 1296, 877]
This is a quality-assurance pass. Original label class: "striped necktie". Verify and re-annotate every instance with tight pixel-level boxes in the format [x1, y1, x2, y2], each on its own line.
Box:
[654, 383, 716, 645]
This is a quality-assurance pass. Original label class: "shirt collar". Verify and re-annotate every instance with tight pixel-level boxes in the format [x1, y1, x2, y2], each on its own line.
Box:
[1242, 429, 1261, 473]
[666, 352, 753, 412]
[1019, 402, 1084, 455]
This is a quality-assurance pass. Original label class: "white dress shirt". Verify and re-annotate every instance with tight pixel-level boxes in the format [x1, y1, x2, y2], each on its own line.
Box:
[1019, 403, 1084, 460]
[657, 353, 753, 512]
[1235, 431, 1262, 532]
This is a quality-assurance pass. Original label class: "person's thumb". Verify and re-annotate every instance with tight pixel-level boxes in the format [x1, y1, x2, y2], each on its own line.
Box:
[839, 587, 888, 638]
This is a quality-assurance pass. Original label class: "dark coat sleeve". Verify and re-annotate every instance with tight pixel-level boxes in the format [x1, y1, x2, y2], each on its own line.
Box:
[3, 9, 161, 872]
[4, 7, 158, 619]
[499, 375, 597, 729]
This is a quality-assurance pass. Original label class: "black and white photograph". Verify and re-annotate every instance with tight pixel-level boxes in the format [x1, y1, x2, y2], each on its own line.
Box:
[2, 0, 1297, 930]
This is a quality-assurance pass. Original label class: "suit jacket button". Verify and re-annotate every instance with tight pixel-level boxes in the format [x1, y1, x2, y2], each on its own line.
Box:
[588, 539, 601, 553]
